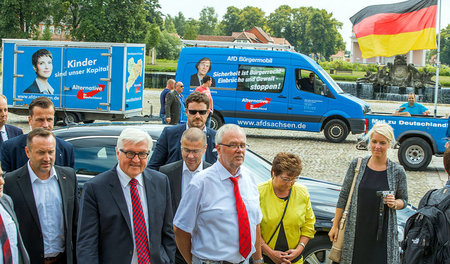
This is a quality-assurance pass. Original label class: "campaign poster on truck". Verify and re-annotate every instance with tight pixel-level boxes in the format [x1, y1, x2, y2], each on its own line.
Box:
[124, 46, 145, 110]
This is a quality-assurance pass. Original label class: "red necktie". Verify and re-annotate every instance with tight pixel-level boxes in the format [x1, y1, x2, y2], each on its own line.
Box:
[0, 213, 12, 264]
[229, 176, 251, 259]
[130, 178, 151, 264]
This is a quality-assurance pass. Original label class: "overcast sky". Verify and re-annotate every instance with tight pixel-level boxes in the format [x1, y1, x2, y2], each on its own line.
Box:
[159, 0, 449, 51]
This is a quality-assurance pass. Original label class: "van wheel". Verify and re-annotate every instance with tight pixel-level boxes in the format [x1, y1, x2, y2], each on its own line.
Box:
[398, 137, 432, 171]
[324, 119, 348, 143]
[210, 113, 223, 130]
[63, 113, 79, 125]
[303, 235, 332, 264]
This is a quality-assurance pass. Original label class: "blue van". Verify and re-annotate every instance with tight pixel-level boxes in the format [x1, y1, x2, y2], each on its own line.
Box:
[177, 45, 371, 142]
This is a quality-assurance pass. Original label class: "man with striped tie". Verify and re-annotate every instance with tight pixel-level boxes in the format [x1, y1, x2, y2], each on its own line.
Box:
[173, 124, 263, 264]
[77, 128, 176, 263]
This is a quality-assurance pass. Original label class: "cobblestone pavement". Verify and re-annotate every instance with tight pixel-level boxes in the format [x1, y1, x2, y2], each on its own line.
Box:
[6, 88, 450, 207]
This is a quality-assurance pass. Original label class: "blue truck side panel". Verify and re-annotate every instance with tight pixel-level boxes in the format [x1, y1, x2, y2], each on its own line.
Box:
[366, 114, 448, 153]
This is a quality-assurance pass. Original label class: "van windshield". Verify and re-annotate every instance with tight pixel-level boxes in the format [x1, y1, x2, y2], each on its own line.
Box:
[318, 68, 344, 94]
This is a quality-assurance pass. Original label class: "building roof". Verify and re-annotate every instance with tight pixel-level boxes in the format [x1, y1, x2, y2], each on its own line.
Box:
[196, 35, 235, 42]
[272, 37, 291, 46]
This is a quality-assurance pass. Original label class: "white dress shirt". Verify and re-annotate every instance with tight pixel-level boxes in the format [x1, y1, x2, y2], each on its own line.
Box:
[174, 161, 262, 262]
[35, 78, 54, 95]
[0, 126, 8, 142]
[116, 166, 150, 264]
[181, 160, 203, 196]
[28, 163, 64, 257]
[0, 201, 19, 264]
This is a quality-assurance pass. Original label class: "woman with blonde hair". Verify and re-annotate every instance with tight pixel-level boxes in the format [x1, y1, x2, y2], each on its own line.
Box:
[259, 152, 315, 264]
[328, 122, 408, 264]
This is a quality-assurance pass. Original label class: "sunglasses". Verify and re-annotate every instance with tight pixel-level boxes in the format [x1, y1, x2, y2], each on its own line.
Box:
[188, 109, 208, 115]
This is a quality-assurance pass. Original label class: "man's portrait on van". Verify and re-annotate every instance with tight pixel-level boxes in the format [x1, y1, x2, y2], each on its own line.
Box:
[24, 49, 54, 95]
[190, 57, 216, 87]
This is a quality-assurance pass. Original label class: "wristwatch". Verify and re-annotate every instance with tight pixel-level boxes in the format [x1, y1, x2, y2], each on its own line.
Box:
[299, 242, 306, 248]
[253, 257, 264, 264]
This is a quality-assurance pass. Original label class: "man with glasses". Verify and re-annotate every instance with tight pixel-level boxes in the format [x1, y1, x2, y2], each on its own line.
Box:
[77, 127, 176, 263]
[174, 124, 263, 264]
[148, 91, 217, 171]
[165, 81, 185, 125]
[159, 127, 211, 264]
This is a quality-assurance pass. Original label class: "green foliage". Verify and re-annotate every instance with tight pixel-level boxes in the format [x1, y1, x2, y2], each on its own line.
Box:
[41, 25, 52, 40]
[147, 23, 161, 49]
[238, 6, 265, 31]
[266, 5, 292, 37]
[220, 6, 242, 35]
[156, 31, 181, 60]
[198, 7, 218, 35]
[440, 24, 450, 66]
[174, 12, 186, 37]
[183, 20, 198, 40]
[164, 15, 177, 33]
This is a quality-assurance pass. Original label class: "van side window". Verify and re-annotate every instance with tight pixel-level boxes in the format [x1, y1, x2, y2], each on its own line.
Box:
[237, 65, 285, 93]
[295, 69, 325, 96]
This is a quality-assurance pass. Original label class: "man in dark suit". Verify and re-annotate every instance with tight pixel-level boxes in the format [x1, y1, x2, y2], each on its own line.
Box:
[0, 95, 23, 158]
[148, 92, 218, 171]
[160, 127, 211, 264]
[165, 81, 184, 125]
[77, 128, 176, 263]
[4, 128, 78, 264]
[0, 168, 30, 264]
[0, 96, 74, 172]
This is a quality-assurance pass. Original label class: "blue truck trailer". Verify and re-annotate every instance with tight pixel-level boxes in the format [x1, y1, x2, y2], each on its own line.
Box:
[1, 39, 146, 124]
[177, 41, 371, 143]
[360, 113, 448, 171]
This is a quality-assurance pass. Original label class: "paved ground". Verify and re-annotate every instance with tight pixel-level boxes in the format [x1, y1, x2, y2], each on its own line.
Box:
[6, 88, 450, 207]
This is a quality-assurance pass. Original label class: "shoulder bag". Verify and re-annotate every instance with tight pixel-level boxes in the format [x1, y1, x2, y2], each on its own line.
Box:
[328, 157, 362, 263]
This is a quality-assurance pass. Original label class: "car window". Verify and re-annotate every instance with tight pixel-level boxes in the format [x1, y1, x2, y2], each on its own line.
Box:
[69, 137, 118, 175]
[243, 150, 272, 183]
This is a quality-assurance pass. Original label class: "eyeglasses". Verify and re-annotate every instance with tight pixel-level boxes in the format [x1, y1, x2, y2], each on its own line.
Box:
[181, 147, 204, 154]
[219, 143, 249, 150]
[180, 85, 184, 88]
[188, 109, 208, 115]
[279, 176, 299, 183]
[120, 149, 150, 159]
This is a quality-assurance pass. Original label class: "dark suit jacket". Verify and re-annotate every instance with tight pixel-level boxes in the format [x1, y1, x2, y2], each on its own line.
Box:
[3, 165, 79, 264]
[0, 124, 24, 159]
[23, 80, 42, 94]
[159, 160, 212, 215]
[190, 74, 216, 87]
[0, 194, 30, 264]
[165, 90, 181, 125]
[77, 167, 176, 264]
[0, 134, 75, 172]
[148, 124, 217, 170]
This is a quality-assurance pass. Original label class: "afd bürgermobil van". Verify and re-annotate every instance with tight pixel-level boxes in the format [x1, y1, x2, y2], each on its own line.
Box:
[177, 46, 371, 143]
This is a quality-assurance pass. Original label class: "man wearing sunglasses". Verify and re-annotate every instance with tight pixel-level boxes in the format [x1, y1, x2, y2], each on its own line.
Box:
[148, 92, 218, 171]
[77, 128, 176, 263]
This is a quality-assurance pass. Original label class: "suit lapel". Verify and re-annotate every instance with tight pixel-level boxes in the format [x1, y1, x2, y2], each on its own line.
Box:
[143, 170, 155, 240]
[173, 161, 183, 208]
[55, 167, 69, 232]
[108, 168, 132, 234]
[16, 166, 42, 230]
[0, 197, 16, 224]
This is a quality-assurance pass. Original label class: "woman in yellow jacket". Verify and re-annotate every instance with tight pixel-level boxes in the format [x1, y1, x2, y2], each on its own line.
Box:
[259, 152, 316, 264]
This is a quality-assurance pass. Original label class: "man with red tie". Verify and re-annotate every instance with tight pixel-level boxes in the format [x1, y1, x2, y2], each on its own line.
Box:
[174, 124, 263, 264]
[76, 128, 176, 263]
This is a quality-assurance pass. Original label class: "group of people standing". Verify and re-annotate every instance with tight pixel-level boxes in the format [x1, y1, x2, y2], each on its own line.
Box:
[0, 87, 436, 264]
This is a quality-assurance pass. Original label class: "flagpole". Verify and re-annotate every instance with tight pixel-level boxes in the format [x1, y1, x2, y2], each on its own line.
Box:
[433, 0, 441, 117]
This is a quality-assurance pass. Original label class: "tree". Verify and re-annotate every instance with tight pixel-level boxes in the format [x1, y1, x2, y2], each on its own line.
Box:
[238, 6, 265, 31]
[41, 24, 52, 40]
[267, 5, 292, 37]
[198, 7, 218, 35]
[156, 31, 181, 60]
[184, 19, 199, 40]
[440, 24, 450, 65]
[174, 12, 186, 37]
[220, 6, 242, 35]
[164, 15, 177, 33]
[75, 0, 150, 43]
[144, 0, 163, 27]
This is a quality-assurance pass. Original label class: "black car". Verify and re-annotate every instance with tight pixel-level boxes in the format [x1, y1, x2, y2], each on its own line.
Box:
[54, 123, 415, 264]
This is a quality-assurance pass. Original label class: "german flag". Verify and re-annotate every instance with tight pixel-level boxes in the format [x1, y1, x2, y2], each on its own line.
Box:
[350, 0, 437, 58]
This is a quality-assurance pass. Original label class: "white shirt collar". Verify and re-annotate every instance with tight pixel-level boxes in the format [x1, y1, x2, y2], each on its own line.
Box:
[182, 160, 203, 174]
[186, 123, 207, 133]
[35, 78, 54, 94]
[216, 161, 242, 181]
[27, 161, 58, 182]
[116, 165, 144, 188]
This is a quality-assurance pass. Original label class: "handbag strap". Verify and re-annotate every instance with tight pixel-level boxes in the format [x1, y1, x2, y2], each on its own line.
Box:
[266, 187, 292, 245]
[343, 157, 362, 214]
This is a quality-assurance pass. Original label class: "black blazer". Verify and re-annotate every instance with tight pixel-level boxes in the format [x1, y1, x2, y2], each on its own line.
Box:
[0, 134, 75, 172]
[0, 194, 30, 264]
[77, 167, 176, 264]
[165, 91, 181, 125]
[190, 74, 216, 87]
[159, 160, 212, 215]
[147, 124, 217, 170]
[3, 165, 79, 264]
[23, 80, 41, 94]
